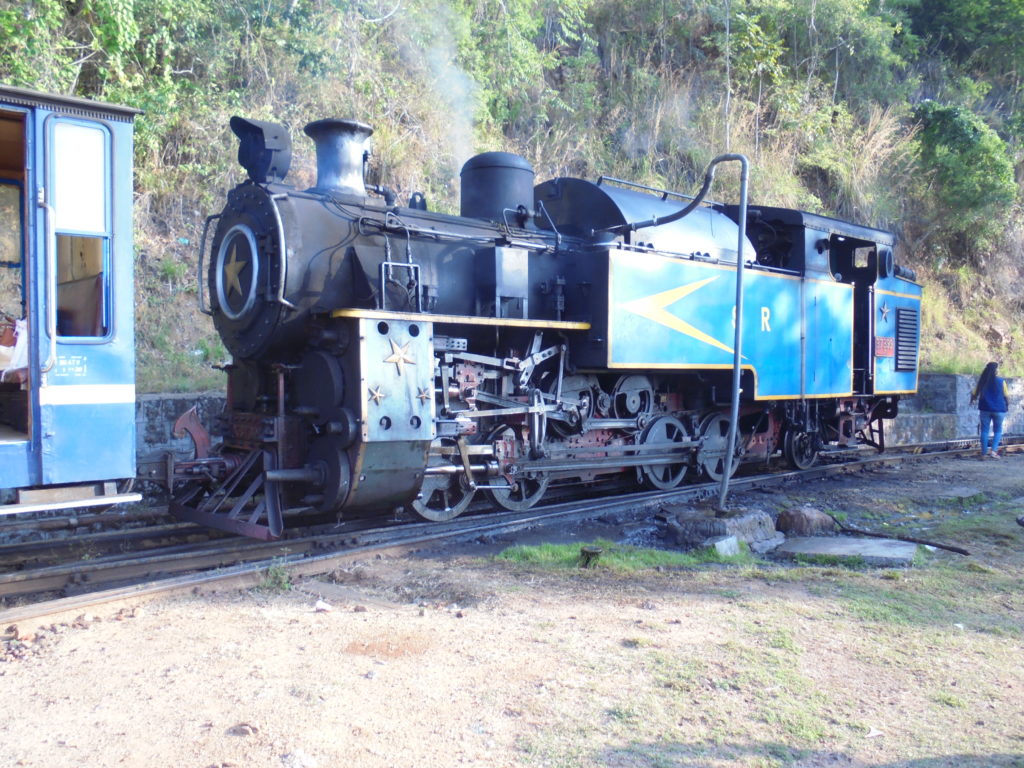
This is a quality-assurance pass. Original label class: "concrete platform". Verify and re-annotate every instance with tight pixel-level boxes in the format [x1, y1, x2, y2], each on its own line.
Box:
[774, 535, 920, 566]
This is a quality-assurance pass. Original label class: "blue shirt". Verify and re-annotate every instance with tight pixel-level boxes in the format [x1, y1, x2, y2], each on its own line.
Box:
[975, 376, 1008, 413]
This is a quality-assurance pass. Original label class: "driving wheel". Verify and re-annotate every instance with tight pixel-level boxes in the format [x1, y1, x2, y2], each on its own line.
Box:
[697, 412, 739, 481]
[639, 415, 690, 490]
[485, 425, 550, 511]
[408, 437, 476, 521]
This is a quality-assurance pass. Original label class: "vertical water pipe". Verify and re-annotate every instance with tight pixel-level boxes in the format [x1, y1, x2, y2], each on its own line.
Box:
[717, 154, 749, 510]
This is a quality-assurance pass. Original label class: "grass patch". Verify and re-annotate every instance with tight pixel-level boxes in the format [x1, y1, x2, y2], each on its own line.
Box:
[931, 512, 1021, 548]
[932, 691, 967, 708]
[496, 538, 754, 572]
[809, 563, 1022, 636]
[257, 562, 293, 592]
[648, 652, 705, 693]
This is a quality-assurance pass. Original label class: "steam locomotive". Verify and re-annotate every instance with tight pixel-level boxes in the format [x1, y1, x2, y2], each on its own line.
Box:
[168, 116, 921, 539]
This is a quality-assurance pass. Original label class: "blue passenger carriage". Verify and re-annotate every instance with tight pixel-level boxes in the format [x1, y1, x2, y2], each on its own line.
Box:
[0, 86, 140, 514]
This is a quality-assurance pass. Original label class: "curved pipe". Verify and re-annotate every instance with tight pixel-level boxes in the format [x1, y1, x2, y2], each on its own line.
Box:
[596, 154, 734, 236]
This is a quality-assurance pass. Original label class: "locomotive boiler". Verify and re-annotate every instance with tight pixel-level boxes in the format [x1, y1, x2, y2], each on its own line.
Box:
[169, 115, 922, 539]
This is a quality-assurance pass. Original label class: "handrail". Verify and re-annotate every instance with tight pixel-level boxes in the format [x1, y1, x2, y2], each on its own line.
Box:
[197, 213, 220, 316]
[40, 195, 57, 372]
[268, 193, 295, 310]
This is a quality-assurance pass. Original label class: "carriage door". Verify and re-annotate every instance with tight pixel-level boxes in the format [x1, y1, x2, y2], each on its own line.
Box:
[37, 116, 135, 485]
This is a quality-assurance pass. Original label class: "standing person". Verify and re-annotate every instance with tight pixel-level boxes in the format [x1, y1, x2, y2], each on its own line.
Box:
[970, 361, 1009, 458]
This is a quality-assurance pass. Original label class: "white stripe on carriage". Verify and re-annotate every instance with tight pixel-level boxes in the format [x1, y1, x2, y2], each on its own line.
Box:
[38, 384, 136, 406]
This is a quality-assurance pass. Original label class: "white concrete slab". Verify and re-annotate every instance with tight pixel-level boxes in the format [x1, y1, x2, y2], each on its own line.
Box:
[774, 535, 919, 566]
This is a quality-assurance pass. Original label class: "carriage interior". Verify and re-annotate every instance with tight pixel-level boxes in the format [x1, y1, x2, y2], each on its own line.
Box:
[0, 107, 27, 441]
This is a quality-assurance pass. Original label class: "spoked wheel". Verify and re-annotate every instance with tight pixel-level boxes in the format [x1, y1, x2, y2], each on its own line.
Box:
[611, 375, 655, 420]
[488, 472, 549, 511]
[697, 412, 739, 481]
[783, 429, 819, 470]
[639, 415, 690, 490]
[409, 438, 476, 522]
[485, 425, 550, 511]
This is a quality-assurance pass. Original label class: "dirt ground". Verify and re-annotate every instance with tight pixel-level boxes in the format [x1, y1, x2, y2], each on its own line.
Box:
[2, 452, 1023, 768]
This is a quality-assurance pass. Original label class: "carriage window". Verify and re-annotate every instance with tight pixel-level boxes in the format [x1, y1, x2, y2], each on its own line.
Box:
[53, 122, 107, 233]
[52, 120, 110, 338]
[56, 234, 107, 336]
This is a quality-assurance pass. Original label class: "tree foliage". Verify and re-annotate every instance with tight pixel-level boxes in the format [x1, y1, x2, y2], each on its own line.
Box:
[0, 0, 1020, 260]
[914, 101, 1017, 256]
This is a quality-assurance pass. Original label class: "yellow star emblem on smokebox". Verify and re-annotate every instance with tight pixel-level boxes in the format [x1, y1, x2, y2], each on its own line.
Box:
[368, 386, 386, 405]
[223, 244, 247, 297]
[383, 338, 416, 376]
[619, 276, 734, 354]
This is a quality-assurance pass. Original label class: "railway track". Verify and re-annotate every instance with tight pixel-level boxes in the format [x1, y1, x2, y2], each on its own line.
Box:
[0, 437, 1014, 626]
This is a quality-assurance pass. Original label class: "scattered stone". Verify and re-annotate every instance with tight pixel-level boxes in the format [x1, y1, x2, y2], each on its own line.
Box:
[280, 750, 318, 768]
[352, 605, 367, 613]
[866, 727, 884, 739]
[749, 532, 786, 554]
[934, 486, 983, 502]
[664, 507, 777, 550]
[703, 535, 740, 557]
[775, 506, 838, 537]
[226, 723, 259, 737]
[1016, 515, 1024, 528]
[314, 600, 332, 613]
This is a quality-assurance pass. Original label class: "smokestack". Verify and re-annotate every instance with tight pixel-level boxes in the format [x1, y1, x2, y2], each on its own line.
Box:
[303, 118, 373, 195]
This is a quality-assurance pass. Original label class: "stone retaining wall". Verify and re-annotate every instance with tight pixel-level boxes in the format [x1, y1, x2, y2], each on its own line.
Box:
[136, 391, 226, 460]
[135, 374, 1020, 460]
[886, 373, 1024, 445]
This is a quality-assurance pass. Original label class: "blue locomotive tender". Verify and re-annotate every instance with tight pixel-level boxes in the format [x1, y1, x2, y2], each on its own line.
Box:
[167, 116, 921, 539]
[0, 87, 140, 515]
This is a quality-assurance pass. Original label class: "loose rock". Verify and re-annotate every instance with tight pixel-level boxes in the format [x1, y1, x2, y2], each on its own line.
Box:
[776, 505, 838, 536]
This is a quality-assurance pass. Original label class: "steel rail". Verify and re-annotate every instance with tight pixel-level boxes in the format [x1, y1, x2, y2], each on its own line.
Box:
[1, 438, 1017, 625]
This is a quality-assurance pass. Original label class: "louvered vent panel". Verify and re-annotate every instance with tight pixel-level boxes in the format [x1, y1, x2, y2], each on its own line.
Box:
[895, 308, 919, 372]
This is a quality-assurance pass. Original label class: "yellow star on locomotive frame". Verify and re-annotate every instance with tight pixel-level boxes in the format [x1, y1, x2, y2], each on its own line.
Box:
[383, 338, 416, 375]
[368, 385, 386, 405]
